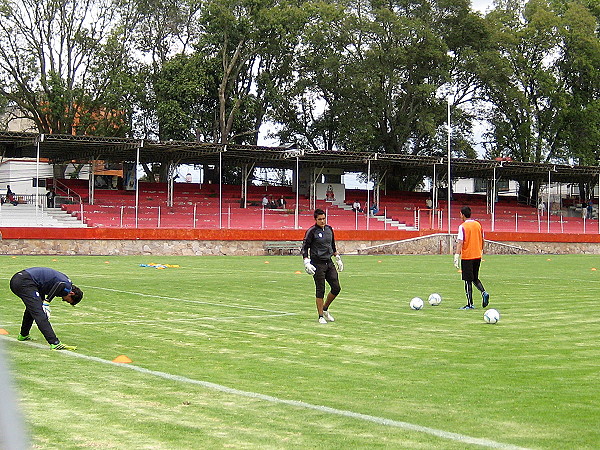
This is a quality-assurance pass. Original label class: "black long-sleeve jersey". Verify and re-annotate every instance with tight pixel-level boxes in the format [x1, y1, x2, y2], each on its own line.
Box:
[301, 224, 337, 262]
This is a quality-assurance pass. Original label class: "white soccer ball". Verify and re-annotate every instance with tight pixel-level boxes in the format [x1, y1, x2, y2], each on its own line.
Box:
[484, 309, 500, 324]
[428, 293, 442, 306]
[409, 297, 424, 310]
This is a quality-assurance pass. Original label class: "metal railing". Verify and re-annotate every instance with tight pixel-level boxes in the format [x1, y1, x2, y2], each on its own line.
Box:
[51, 179, 83, 204]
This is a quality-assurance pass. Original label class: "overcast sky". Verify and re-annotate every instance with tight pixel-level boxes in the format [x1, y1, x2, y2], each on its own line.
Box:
[471, 0, 494, 13]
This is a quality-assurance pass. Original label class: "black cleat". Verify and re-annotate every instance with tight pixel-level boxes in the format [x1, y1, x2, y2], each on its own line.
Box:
[482, 292, 490, 308]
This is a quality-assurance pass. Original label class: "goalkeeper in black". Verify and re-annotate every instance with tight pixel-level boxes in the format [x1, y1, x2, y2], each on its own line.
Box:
[9, 267, 83, 350]
[301, 208, 343, 324]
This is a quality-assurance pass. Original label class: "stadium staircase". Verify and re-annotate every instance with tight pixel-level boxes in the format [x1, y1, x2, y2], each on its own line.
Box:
[0, 203, 87, 227]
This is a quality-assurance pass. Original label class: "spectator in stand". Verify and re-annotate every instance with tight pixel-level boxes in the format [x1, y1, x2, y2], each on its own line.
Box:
[352, 200, 362, 212]
[538, 199, 546, 215]
[262, 195, 269, 208]
[277, 195, 287, 209]
[587, 199, 593, 219]
[6, 185, 18, 206]
[46, 188, 56, 208]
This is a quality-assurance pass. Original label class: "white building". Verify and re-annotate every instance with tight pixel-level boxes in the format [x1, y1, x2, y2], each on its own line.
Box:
[0, 158, 54, 197]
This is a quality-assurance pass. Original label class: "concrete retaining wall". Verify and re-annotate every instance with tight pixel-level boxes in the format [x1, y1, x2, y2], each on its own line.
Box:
[0, 235, 598, 256]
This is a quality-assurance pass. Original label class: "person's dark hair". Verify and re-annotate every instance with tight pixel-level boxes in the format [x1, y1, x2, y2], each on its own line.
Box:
[461, 206, 472, 218]
[314, 208, 325, 219]
[70, 285, 83, 305]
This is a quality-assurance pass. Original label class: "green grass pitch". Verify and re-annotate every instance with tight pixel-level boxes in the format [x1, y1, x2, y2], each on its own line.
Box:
[0, 254, 598, 449]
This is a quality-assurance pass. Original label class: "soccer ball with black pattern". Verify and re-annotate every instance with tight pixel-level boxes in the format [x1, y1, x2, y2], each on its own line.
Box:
[409, 297, 424, 310]
[428, 293, 442, 306]
[484, 309, 500, 324]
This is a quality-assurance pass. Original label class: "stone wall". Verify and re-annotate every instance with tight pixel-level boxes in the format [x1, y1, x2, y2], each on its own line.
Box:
[0, 236, 598, 255]
[355, 234, 600, 255]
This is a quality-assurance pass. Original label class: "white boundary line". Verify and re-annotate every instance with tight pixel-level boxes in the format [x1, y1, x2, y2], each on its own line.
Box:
[1, 336, 528, 449]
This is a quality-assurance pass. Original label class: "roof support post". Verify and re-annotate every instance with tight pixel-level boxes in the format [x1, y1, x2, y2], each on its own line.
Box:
[89, 160, 95, 206]
[311, 167, 323, 211]
[366, 158, 371, 230]
[492, 166, 497, 231]
[295, 156, 300, 229]
[547, 170, 551, 233]
[135, 141, 142, 228]
[219, 146, 225, 229]
[35, 135, 42, 222]
[240, 163, 254, 209]
[167, 160, 175, 207]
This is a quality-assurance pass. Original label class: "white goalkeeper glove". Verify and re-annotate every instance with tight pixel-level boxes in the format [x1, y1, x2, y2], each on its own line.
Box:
[42, 301, 51, 319]
[304, 258, 316, 275]
[335, 255, 344, 272]
[453, 254, 461, 269]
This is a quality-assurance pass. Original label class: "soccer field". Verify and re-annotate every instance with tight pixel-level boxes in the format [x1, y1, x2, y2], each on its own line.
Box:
[0, 254, 598, 449]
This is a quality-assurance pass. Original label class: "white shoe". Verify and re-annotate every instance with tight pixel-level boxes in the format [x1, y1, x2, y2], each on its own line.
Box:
[318, 316, 327, 324]
[323, 310, 335, 322]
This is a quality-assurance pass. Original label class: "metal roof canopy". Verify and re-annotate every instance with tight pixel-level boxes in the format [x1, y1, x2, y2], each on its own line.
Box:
[0, 131, 599, 184]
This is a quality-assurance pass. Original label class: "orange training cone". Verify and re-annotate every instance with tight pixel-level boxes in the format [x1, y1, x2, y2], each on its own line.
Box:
[0, 329, 9, 335]
[112, 355, 132, 363]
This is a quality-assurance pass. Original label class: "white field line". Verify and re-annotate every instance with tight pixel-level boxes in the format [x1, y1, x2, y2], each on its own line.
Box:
[1, 337, 529, 450]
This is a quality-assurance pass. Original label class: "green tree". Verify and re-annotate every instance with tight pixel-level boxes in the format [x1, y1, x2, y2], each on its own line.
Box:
[480, 0, 566, 203]
[275, 0, 483, 189]
[0, 0, 130, 135]
[197, 0, 305, 144]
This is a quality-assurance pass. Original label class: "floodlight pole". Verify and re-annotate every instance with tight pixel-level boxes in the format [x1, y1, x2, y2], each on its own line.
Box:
[447, 95, 452, 243]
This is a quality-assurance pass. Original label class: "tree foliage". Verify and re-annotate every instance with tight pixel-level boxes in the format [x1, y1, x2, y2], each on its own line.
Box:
[0, 0, 131, 135]
[0, 0, 600, 191]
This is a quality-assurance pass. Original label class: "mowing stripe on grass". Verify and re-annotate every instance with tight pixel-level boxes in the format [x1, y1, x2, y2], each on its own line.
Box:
[2, 336, 528, 449]
[0, 313, 298, 327]
[87, 285, 295, 315]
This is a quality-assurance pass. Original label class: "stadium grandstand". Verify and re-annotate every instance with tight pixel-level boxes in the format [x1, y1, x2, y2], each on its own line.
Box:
[1, 130, 600, 234]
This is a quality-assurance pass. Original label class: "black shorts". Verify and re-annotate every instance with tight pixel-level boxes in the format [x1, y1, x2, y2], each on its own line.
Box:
[312, 259, 341, 298]
[461, 258, 481, 282]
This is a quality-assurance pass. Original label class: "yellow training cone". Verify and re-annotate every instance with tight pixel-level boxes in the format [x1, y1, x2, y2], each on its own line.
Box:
[112, 355, 133, 363]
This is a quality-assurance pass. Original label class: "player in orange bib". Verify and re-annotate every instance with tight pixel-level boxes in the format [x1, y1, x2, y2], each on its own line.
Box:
[453, 206, 490, 310]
